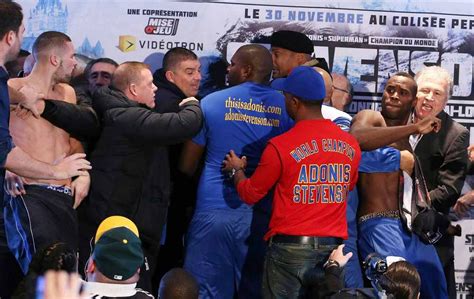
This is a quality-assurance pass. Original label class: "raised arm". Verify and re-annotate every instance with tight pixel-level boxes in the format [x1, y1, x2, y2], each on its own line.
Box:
[113, 99, 202, 145]
[350, 109, 440, 151]
[58, 85, 91, 209]
[223, 144, 282, 205]
[9, 83, 101, 140]
[38, 99, 101, 140]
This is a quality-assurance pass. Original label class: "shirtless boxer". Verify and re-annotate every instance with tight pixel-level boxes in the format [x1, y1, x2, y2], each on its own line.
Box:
[350, 72, 447, 299]
[7, 31, 89, 252]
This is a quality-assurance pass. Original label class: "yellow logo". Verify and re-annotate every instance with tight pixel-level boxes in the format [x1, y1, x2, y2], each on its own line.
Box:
[118, 35, 137, 52]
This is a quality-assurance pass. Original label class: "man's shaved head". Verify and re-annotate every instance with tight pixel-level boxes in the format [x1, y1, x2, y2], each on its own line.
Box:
[158, 268, 198, 299]
[32, 31, 71, 60]
[315, 67, 333, 104]
[227, 44, 273, 85]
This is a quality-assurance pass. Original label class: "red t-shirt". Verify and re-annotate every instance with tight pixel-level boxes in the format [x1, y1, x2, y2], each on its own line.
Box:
[237, 119, 361, 240]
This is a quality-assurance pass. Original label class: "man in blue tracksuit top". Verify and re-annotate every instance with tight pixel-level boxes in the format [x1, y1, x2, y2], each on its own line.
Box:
[180, 44, 292, 299]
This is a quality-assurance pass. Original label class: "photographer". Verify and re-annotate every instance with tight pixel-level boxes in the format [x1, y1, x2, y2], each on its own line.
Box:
[320, 249, 421, 299]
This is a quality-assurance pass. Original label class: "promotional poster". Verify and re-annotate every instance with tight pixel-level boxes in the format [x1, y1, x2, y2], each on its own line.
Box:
[16, 1, 474, 297]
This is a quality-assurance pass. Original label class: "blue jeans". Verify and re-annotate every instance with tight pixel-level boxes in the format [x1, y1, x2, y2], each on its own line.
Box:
[262, 240, 338, 299]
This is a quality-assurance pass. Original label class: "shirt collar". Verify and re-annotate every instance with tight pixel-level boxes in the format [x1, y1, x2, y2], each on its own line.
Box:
[409, 112, 422, 149]
[84, 281, 137, 297]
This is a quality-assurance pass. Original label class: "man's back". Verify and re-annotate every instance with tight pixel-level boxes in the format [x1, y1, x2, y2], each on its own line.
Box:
[264, 119, 360, 239]
[194, 81, 291, 211]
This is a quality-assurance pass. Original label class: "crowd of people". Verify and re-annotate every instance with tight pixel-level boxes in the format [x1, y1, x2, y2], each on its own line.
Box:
[0, 1, 472, 299]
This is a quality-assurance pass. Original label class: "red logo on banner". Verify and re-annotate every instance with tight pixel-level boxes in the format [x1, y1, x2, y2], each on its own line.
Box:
[144, 18, 179, 35]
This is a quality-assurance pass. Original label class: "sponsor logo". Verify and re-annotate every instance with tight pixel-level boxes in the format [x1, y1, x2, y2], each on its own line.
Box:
[144, 18, 179, 36]
[117, 35, 204, 53]
[118, 35, 137, 52]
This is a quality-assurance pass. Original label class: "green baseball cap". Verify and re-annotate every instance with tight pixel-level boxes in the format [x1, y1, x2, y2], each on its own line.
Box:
[93, 227, 144, 281]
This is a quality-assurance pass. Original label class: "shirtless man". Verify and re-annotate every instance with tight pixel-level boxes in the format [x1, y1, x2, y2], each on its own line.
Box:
[7, 31, 89, 252]
[350, 72, 448, 298]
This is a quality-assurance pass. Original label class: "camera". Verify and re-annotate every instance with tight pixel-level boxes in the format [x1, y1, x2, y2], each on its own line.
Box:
[363, 253, 405, 297]
[363, 253, 388, 287]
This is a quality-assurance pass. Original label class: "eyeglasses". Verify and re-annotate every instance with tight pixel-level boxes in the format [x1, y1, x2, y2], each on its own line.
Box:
[333, 86, 350, 94]
[333, 86, 354, 97]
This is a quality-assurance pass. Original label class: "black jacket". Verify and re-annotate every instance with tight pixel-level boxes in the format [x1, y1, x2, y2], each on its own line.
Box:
[414, 111, 469, 214]
[41, 88, 101, 141]
[153, 68, 187, 113]
[83, 87, 202, 247]
[152, 69, 198, 206]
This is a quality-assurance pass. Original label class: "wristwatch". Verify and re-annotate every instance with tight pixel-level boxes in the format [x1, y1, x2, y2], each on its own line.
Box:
[323, 259, 340, 270]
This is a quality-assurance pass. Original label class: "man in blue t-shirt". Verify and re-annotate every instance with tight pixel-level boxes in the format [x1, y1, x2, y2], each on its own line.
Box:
[180, 44, 292, 298]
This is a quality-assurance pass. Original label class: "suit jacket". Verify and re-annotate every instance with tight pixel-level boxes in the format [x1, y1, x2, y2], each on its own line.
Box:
[414, 111, 469, 214]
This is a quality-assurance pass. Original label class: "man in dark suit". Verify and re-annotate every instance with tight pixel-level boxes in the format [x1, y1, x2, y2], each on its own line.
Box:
[410, 66, 469, 299]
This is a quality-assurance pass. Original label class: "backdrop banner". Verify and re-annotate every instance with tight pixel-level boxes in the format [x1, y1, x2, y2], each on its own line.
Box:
[15, 1, 474, 297]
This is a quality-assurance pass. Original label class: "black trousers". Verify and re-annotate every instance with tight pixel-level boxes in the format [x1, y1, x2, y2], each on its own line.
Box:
[435, 234, 456, 299]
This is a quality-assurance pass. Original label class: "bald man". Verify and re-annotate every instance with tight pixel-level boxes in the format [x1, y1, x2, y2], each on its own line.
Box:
[158, 268, 198, 299]
[314, 67, 352, 131]
[180, 44, 292, 298]
[331, 73, 353, 112]
[315, 67, 333, 105]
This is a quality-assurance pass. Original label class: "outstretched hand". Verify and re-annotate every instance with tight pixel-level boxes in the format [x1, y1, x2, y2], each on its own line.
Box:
[328, 244, 353, 268]
[222, 150, 247, 173]
[16, 85, 45, 118]
[53, 153, 92, 180]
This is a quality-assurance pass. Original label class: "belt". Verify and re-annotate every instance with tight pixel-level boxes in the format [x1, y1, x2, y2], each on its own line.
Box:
[271, 234, 343, 246]
[31, 184, 73, 197]
[358, 210, 399, 224]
